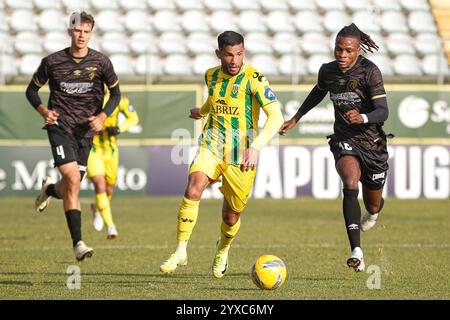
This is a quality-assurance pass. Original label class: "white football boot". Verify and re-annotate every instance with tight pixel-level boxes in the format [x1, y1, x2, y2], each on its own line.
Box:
[74, 240, 94, 262]
[361, 212, 379, 232]
[35, 177, 53, 213]
[107, 225, 118, 240]
[347, 247, 365, 272]
[91, 203, 104, 231]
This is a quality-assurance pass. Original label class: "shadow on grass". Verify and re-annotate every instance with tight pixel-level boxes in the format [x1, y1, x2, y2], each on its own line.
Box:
[44, 272, 209, 278]
[0, 280, 33, 286]
[0, 236, 28, 240]
[55, 260, 79, 264]
[202, 286, 258, 291]
[0, 272, 37, 275]
[37, 271, 254, 287]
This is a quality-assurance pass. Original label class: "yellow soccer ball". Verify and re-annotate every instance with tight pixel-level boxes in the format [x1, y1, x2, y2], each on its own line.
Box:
[251, 255, 286, 290]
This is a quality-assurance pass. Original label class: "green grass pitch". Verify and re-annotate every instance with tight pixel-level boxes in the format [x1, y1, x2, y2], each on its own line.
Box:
[0, 197, 449, 300]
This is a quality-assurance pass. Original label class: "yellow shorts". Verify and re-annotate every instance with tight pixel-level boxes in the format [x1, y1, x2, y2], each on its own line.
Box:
[87, 148, 119, 186]
[189, 147, 256, 213]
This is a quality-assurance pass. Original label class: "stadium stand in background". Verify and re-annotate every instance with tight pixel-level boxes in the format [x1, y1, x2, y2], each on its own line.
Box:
[0, 0, 449, 84]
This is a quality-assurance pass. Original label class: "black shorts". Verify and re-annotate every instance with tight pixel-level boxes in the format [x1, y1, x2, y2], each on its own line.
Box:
[46, 124, 92, 178]
[328, 135, 389, 190]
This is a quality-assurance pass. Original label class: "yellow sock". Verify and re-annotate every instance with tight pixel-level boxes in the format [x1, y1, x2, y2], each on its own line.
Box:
[177, 197, 200, 242]
[218, 218, 241, 254]
[96, 192, 114, 227]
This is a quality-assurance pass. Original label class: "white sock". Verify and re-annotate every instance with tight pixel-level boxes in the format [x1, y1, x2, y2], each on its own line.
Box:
[176, 240, 188, 256]
[368, 213, 379, 221]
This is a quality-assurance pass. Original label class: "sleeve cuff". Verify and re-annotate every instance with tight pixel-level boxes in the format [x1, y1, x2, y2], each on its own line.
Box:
[361, 114, 369, 123]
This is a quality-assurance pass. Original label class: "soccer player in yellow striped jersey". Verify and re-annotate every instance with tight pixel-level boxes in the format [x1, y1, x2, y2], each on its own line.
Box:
[87, 90, 139, 239]
[160, 31, 284, 278]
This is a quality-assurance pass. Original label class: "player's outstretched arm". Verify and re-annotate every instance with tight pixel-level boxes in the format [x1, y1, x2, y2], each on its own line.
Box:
[189, 108, 202, 120]
[279, 118, 299, 136]
[279, 85, 328, 135]
[189, 100, 210, 120]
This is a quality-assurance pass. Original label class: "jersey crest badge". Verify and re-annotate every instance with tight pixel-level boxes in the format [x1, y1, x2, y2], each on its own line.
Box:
[231, 84, 240, 96]
[347, 79, 358, 91]
[86, 67, 97, 80]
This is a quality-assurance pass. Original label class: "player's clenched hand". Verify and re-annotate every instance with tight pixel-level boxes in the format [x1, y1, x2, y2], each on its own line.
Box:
[189, 108, 202, 120]
[279, 118, 297, 136]
[240, 147, 259, 172]
[43, 110, 60, 125]
[88, 112, 107, 132]
[38, 105, 59, 125]
[345, 110, 364, 124]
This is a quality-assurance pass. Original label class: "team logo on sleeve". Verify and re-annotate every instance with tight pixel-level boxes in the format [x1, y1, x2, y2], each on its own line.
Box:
[264, 87, 276, 101]
[128, 104, 134, 112]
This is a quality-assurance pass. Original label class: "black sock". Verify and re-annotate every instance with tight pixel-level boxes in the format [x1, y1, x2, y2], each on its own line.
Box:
[379, 197, 385, 213]
[65, 210, 82, 247]
[342, 189, 361, 251]
[45, 184, 61, 199]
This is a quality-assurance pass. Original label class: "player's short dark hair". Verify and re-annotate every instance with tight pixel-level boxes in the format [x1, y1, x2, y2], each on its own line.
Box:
[336, 23, 378, 53]
[217, 31, 244, 49]
[80, 11, 95, 30]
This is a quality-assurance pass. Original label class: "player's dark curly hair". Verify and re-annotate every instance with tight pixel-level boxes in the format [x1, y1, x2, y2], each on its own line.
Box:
[337, 23, 378, 53]
[218, 31, 244, 49]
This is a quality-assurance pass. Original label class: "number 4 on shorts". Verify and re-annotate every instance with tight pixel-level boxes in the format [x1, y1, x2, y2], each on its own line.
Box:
[56, 145, 65, 159]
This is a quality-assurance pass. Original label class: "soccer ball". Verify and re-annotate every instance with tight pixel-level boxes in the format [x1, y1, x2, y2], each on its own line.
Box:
[251, 255, 286, 290]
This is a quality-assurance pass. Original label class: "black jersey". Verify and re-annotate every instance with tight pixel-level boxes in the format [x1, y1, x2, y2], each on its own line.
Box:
[32, 48, 119, 138]
[317, 55, 387, 150]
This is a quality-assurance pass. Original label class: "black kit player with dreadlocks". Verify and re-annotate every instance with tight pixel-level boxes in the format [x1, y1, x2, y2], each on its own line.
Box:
[280, 23, 390, 272]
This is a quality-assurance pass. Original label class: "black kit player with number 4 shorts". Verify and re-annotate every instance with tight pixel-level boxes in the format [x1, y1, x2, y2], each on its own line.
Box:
[279, 23, 391, 272]
[25, 11, 121, 261]
[32, 47, 120, 174]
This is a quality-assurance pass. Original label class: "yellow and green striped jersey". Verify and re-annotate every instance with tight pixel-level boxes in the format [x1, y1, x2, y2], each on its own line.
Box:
[200, 64, 278, 165]
[92, 95, 139, 154]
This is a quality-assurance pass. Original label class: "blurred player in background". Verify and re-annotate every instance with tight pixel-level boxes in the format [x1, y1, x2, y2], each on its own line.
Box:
[280, 23, 389, 272]
[87, 92, 139, 239]
[25, 11, 121, 261]
[160, 31, 284, 278]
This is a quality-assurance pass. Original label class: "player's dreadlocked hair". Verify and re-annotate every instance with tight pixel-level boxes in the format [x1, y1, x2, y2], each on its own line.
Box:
[337, 23, 379, 53]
